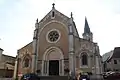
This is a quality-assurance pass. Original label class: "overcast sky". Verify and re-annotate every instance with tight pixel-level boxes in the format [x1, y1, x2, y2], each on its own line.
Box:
[0, 0, 120, 57]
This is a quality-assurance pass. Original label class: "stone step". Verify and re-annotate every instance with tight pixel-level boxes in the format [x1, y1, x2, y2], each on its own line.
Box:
[39, 76, 69, 80]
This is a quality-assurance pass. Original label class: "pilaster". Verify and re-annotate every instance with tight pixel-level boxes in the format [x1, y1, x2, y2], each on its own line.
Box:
[31, 19, 39, 73]
[13, 57, 18, 79]
[68, 17, 76, 79]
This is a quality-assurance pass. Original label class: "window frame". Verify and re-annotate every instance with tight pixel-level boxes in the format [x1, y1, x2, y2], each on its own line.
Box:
[114, 60, 117, 64]
[24, 58, 30, 68]
[81, 52, 88, 66]
[22, 56, 31, 68]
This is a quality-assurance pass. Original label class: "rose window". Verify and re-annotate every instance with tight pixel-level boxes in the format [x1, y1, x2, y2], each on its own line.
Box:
[48, 30, 59, 42]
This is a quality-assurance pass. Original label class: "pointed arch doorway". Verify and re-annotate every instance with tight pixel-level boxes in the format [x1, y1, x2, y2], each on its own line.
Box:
[42, 47, 64, 76]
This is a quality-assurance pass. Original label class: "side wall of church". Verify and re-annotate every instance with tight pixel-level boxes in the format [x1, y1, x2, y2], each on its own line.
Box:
[78, 39, 96, 73]
[17, 42, 33, 77]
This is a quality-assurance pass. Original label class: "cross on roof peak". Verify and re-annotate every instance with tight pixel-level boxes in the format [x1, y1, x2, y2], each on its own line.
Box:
[36, 18, 38, 23]
[71, 12, 73, 18]
[52, 3, 55, 9]
[70, 12, 73, 20]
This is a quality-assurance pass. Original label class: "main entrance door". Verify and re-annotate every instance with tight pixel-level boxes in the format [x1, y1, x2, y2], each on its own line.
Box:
[49, 60, 59, 75]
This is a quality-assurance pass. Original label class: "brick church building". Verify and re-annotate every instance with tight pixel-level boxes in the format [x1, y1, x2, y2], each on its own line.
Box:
[14, 3, 102, 79]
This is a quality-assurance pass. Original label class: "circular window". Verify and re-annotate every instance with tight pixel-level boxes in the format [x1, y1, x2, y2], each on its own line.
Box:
[47, 29, 60, 43]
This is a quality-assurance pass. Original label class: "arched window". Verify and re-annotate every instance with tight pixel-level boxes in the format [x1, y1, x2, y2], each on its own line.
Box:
[52, 11, 55, 17]
[81, 53, 88, 65]
[24, 58, 29, 67]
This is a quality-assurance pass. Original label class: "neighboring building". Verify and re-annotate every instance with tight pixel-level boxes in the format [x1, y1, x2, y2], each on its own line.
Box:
[102, 47, 120, 72]
[14, 4, 102, 79]
[0, 48, 15, 78]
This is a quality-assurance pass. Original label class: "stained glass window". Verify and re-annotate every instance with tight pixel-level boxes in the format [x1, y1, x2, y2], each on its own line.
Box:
[48, 31, 59, 42]
[24, 58, 29, 67]
[81, 53, 88, 65]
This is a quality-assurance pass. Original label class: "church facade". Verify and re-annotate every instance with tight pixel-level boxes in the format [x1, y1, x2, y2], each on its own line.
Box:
[14, 4, 102, 79]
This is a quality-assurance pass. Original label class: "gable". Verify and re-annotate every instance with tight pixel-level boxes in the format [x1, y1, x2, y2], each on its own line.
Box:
[38, 8, 79, 38]
[39, 9, 70, 27]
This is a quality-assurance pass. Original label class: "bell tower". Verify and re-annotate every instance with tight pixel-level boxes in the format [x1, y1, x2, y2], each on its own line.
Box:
[82, 17, 93, 41]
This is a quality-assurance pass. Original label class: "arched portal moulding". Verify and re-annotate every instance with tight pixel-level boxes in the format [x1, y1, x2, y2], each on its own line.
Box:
[42, 46, 64, 76]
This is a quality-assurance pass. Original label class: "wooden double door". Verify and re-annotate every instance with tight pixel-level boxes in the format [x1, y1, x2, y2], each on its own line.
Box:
[49, 60, 59, 75]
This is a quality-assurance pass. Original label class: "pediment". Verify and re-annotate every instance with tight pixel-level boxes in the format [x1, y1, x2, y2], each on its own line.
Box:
[38, 7, 79, 38]
[38, 8, 70, 26]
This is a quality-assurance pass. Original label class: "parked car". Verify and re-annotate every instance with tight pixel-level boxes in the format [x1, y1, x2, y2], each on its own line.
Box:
[79, 73, 90, 80]
[102, 71, 115, 79]
[103, 71, 120, 80]
[21, 73, 40, 80]
[107, 72, 120, 79]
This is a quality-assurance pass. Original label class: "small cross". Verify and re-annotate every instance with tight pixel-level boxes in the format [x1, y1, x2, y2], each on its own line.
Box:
[52, 3, 55, 8]
[36, 18, 38, 23]
[71, 12, 73, 18]
[71, 12, 73, 19]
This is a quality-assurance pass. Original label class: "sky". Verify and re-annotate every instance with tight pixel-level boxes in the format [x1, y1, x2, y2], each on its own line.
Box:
[0, 0, 120, 57]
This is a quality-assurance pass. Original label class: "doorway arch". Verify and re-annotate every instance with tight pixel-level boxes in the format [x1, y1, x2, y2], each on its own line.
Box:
[42, 47, 64, 76]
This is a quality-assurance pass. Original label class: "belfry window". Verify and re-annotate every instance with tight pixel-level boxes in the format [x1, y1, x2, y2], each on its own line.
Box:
[81, 53, 88, 65]
[52, 11, 55, 17]
[24, 58, 29, 67]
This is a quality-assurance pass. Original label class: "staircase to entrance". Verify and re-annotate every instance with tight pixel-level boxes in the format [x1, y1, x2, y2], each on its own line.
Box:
[39, 76, 68, 80]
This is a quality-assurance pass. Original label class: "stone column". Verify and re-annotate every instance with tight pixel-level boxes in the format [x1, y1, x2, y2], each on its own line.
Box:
[95, 56, 102, 79]
[94, 44, 102, 79]
[42, 60, 48, 76]
[13, 57, 18, 79]
[68, 17, 76, 79]
[31, 40, 37, 73]
[95, 56, 100, 74]
[31, 19, 39, 73]
[59, 59, 64, 76]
